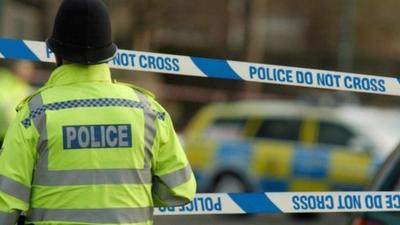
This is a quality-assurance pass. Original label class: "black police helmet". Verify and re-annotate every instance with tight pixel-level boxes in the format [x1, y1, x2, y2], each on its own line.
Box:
[47, 0, 117, 65]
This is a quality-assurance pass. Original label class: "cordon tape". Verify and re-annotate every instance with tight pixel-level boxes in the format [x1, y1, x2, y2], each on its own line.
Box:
[1, 38, 399, 215]
[0, 38, 399, 96]
[154, 192, 400, 215]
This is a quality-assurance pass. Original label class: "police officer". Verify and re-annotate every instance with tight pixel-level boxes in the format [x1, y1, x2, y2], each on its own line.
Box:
[0, 0, 196, 224]
[0, 62, 33, 145]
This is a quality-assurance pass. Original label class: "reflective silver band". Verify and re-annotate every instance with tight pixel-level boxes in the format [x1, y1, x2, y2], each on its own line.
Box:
[152, 165, 193, 206]
[159, 165, 193, 188]
[28, 207, 153, 224]
[29, 94, 49, 171]
[0, 175, 30, 203]
[29, 94, 49, 186]
[33, 168, 152, 186]
[135, 91, 157, 169]
[0, 211, 19, 225]
[152, 176, 191, 206]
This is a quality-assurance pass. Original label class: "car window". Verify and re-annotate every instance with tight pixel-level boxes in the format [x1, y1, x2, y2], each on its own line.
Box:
[255, 118, 301, 141]
[317, 121, 355, 146]
[205, 118, 246, 139]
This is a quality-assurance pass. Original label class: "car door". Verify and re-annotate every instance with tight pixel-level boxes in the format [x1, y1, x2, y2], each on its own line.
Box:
[251, 117, 303, 192]
[316, 120, 373, 191]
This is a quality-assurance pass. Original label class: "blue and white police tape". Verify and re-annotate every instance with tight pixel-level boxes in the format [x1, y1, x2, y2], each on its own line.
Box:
[154, 192, 400, 215]
[1, 38, 400, 96]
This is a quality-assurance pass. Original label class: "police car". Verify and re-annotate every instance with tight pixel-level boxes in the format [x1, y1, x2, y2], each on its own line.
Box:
[184, 100, 383, 193]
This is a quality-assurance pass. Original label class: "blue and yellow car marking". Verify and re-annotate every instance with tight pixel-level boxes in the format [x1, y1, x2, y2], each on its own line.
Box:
[292, 145, 330, 179]
[188, 139, 374, 192]
[184, 103, 376, 193]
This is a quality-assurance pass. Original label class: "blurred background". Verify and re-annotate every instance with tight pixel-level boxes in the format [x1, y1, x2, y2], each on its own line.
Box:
[0, 0, 399, 224]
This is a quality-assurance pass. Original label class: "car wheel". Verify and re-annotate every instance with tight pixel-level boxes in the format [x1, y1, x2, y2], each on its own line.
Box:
[212, 174, 252, 219]
[213, 174, 247, 193]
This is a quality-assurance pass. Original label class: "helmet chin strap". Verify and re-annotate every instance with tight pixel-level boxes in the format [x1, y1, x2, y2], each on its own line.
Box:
[55, 55, 63, 67]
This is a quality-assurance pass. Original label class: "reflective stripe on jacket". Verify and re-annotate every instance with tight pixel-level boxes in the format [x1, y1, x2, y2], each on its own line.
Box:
[0, 64, 196, 225]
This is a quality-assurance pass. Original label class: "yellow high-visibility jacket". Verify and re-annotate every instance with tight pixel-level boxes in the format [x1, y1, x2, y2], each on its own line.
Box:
[0, 64, 196, 225]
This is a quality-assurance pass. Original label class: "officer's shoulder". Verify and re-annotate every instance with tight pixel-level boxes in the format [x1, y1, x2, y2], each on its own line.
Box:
[16, 87, 47, 112]
[114, 81, 156, 99]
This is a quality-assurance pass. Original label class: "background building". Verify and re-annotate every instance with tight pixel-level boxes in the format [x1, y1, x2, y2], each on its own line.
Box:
[0, 0, 399, 127]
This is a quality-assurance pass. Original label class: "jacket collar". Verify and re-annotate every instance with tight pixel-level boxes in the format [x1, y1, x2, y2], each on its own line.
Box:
[46, 63, 112, 87]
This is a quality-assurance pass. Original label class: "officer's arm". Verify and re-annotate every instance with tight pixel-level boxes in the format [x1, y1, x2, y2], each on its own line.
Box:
[152, 112, 196, 207]
[0, 106, 37, 225]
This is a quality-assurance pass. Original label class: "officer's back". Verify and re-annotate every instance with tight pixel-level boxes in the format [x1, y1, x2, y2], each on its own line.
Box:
[0, 1, 196, 224]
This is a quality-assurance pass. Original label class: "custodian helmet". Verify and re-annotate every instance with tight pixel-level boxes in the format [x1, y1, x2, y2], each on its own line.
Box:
[46, 0, 117, 65]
